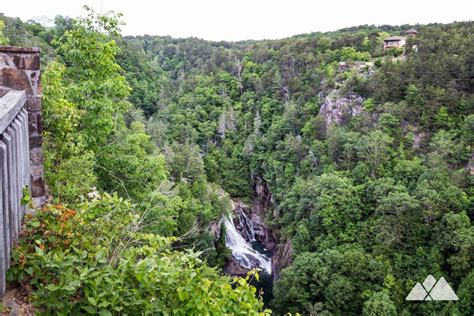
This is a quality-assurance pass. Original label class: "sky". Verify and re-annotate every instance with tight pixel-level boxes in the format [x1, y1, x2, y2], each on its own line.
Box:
[1, 0, 473, 41]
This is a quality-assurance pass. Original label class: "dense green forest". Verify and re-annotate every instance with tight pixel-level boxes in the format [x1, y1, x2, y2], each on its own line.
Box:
[1, 8, 473, 315]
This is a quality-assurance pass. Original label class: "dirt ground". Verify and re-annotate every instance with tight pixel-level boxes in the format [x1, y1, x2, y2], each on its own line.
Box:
[0, 287, 35, 316]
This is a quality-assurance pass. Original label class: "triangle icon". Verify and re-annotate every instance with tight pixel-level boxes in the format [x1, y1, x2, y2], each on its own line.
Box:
[422, 275, 436, 292]
[429, 277, 459, 301]
[406, 282, 428, 301]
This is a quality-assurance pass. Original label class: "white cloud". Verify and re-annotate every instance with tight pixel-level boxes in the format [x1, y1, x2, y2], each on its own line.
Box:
[1, 0, 473, 41]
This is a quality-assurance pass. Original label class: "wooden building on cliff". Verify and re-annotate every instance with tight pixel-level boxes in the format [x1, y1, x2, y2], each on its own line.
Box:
[383, 28, 418, 50]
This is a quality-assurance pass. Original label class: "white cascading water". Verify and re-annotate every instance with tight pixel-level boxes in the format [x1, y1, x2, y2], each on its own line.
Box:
[223, 215, 272, 274]
[238, 210, 256, 241]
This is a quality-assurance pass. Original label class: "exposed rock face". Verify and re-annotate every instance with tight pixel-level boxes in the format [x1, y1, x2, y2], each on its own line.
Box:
[255, 176, 272, 209]
[401, 121, 427, 149]
[208, 219, 221, 238]
[223, 256, 251, 276]
[319, 93, 363, 126]
[231, 199, 277, 253]
[253, 177, 292, 280]
[412, 131, 426, 149]
[221, 177, 293, 279]
[251, 210, 278, 253]
[468, 153, 474, 176]
[222, 200, 272, 276]
[272, 239, 293, 280]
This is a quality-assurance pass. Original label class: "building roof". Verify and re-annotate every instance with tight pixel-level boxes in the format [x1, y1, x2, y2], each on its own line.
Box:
[406, 28, 418, 34]
[384, 36, 405, 41]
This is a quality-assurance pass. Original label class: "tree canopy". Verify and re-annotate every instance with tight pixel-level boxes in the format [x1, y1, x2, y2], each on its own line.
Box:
[1, 10, 473, 315]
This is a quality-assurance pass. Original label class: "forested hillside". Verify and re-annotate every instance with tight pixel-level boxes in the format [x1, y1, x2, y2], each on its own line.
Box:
[118, 21, 474, 315]
[1, 8, 473, 315]
[0, 10, 264, 315]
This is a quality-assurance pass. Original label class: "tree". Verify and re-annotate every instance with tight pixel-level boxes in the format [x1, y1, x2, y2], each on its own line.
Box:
[362, 291, 397, 316]
[97, 120, 167, 201]
[273, 248, 386, 315]
[375, 190, 420, 249]
[42, 60, 97, 202]
[462, 114, 474, 146]
[279, 172, 362, 248]
[46, 7, 170, 206]
[0, 19, 8, 44]
[358, 130, 394, 177]
[164, 141, 206, 183]
[457, 271, 474, 315]
[55, 6, 131, 151]
[435, 212, 474, 280]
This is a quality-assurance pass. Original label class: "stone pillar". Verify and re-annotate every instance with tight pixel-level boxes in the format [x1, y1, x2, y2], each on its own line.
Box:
[0, 46, 46, 208]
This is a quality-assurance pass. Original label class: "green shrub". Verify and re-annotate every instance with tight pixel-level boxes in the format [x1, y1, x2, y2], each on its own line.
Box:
[8, 194, 266, 315]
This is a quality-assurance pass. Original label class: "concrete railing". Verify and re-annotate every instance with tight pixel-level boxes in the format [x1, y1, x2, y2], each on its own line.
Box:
[0, 46, 45, 296]
[0, 90, 30, 295]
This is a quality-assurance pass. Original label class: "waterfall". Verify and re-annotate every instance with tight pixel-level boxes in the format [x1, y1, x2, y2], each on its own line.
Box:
[237, 208, 255, 241]
[223, 215, 272, 274]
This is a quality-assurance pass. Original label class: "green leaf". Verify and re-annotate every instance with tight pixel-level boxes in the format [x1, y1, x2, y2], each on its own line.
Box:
[34, 246, 44, 256]
[178, 288, 187, 301]
[87, 297, 97, 306]
[82, 306, 96, 314]
[99, 310, 112, 316]
[30, 221, 40, 228]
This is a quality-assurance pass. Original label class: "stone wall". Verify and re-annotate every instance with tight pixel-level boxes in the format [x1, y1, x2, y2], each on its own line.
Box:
[0, 46, 46, 207]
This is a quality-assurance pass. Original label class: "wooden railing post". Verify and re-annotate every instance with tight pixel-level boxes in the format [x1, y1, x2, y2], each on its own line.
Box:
[0, 90, 28, 296]
[0, 46, 44, 296]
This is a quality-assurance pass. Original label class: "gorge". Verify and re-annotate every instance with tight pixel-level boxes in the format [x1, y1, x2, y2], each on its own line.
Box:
[1, 12, 472, 315]
[221, 192, 277, 307]
[218, 178, 294, 305]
